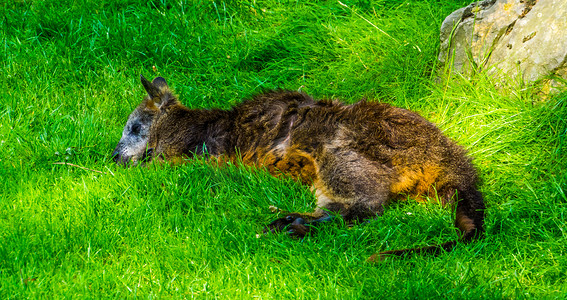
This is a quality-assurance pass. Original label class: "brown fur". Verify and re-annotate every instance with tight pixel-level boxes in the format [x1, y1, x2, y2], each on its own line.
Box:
[113, 76, 486, 259]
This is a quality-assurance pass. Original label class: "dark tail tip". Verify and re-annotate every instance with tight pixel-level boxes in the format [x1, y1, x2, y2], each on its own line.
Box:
[367, 240, 458, 263]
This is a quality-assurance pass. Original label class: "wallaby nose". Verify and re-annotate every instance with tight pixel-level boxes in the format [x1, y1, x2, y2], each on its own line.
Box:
[111, 149, 120, 163]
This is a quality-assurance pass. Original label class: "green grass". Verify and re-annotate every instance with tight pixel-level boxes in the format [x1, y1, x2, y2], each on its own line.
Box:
[1, 0, 566, 298]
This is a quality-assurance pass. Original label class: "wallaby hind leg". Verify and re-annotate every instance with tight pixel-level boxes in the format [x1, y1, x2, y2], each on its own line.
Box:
[453, 186, 485, 241]
[264, 147, 392, 237]
[371, 185, 485, 260]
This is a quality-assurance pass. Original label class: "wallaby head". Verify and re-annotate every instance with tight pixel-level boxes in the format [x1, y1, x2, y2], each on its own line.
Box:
[112, 75, 176, 165]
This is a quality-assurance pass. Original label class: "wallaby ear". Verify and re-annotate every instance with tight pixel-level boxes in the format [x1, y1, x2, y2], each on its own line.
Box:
[141, 75, 170, 99]
[141, 75, 175, 110]
[151, 77, 168, 90]
[141, 74, 158, 98]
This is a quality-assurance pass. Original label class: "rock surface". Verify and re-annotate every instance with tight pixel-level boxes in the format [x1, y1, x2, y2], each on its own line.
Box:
[439, 0, 567, 89]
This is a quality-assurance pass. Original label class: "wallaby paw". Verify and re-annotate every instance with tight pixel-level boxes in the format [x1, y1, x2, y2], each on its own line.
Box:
[286, 217, 310, 238]
[263, 213, 310, 237]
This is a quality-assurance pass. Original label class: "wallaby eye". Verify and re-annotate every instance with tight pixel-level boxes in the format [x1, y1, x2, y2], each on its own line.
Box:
[130, 123, 141, 135]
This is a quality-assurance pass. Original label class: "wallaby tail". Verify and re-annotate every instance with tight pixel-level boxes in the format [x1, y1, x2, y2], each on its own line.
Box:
[367, 186, 485, 262]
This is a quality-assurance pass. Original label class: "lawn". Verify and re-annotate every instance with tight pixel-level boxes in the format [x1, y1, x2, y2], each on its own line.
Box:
[1, 0, 566, 298]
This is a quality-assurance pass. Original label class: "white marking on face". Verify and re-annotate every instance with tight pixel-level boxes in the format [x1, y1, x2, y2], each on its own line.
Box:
[113, 103, 155, 164]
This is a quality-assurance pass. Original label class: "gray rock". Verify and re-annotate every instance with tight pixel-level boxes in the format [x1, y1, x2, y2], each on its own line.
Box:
[439, 0, 567, 90]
